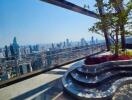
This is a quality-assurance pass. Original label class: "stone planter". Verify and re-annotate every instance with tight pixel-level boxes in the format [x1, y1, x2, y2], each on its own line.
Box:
[62, 59, 132, 100]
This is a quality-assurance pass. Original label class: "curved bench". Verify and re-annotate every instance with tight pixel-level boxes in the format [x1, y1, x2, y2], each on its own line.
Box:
[76, 65, 132, 76]
[62, 60, 132, 100]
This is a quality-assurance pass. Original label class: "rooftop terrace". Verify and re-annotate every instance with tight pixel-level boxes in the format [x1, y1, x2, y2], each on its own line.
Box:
[0, 0, 131, 100]
[1, 52, 132, 100]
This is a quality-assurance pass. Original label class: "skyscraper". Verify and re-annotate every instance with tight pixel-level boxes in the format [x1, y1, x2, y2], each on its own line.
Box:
[66, 38, 70, 48]
[81, 38, 87, 46]
[90, 36, 95, 45]
[12, 37, 19, 58]
[10, 44, 15, 57]
[4, 45, 9, 59]
[29, 45, 33, 54]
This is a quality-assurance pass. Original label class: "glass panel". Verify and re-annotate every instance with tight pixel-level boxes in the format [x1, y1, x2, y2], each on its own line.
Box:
[0, 0, 105, 83]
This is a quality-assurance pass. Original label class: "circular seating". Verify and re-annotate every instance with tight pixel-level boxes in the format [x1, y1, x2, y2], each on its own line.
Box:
[62, 60, 132, 100]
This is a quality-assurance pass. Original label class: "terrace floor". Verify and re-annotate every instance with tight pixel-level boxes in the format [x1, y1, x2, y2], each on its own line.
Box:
[0, 60, 80, 100]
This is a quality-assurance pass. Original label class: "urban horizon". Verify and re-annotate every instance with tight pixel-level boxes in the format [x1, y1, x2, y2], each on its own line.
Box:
[0, 34, 105, 82]
[0, 36, 104, 48]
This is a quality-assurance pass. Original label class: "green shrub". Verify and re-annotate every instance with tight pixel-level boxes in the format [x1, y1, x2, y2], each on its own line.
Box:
[121, 50, 132, 57]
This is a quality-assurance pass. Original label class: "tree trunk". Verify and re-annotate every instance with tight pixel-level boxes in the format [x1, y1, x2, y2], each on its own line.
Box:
[111, 0, 126, 51]
[120, 25, 126, 51]
[103, 29, 110, 51]
[96, 0, 110, 51]
[115, 26, 119, 56]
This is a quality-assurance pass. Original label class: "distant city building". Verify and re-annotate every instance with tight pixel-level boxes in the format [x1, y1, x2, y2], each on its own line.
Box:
[19, 61, 32, 75]
[63, 41, 66, 48]
[90, 36, 95, 45]
[51, 43, 55, 50]
[29, 45, 33, 54]
[24, 47, 31, 55]
[80, 38, 87, 46]
[126, 36, 132, 49]
[19, 46, 26, 56]
[2, 37, 20, 60]
[66, 38, 70, 48]
[13, 37, 19, 57]
[33, 45, 39, 51]
[10, 44, 15, 57]
[0, 36, 105, 81]
[46, 50, 52, 67]
[4, 45, 9, 58]
[0, 59, 33, 81]
[0, 48, 2, 52]
[0, 53, 5, 67]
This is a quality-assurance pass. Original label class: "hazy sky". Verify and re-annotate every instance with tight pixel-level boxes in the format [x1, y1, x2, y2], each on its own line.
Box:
[0, 0, 104, 47]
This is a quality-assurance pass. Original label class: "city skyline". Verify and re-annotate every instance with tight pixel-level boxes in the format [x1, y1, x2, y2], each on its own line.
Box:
[0, 36, 100, 48]
[0, 0, 104, 47]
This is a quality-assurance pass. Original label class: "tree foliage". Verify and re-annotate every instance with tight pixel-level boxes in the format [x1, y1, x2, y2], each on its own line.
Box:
[89, 0, 132, 56]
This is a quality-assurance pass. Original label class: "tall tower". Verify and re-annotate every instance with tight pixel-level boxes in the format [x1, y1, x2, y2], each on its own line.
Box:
[4, 45, 9, 58]
[12, 37, 19, 58]
[13, 37, 17, 44]
[91, 36, 95, 45]
[66, 38, 70, 48]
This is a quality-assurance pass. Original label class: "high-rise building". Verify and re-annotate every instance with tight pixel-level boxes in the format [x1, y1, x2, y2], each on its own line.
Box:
[33, 45, 39, 51]
[46, 50, 52, 67]
[12, 37, 19, 58]
[90, 36, 95, 45]
[51, 43, 55, 50]
[19, 63, 32, 75]
[80, 38, 87, 46]
[63, 41, 66, 48]
[10, 44, 15, 57]
[66, 38, 70, 48]
[29, 45, 33, 54]
[4, 45, 9, 58]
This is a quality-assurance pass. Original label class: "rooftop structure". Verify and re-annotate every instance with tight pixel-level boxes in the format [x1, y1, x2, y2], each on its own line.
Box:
[41, 0, 99, 19]
[0, 0, 132, 100]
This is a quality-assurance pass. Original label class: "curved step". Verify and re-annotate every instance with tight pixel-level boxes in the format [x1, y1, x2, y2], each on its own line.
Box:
[70, 70, 132, 87]
[77, 65, 132, 76]
[63, 74, 132, 100]
[62, 60, 132, 99]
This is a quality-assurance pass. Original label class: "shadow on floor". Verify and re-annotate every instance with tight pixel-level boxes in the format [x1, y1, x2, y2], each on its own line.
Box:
[47, 70, 66, 75]
[11, 78, 73, 100]
[57, 67, 69, 70]
[11, 78, 63, 100]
